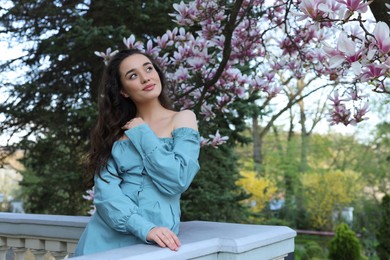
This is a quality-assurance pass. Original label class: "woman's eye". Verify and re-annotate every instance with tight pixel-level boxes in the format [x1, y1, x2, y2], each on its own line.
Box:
[146, 66, 153, 72]
[129, 74, 137, 79]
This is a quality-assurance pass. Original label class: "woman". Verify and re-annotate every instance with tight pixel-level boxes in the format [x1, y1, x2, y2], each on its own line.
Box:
[74, 49, 200, 256]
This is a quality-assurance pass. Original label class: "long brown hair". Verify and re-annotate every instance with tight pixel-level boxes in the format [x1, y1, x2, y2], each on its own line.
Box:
[85, 49, 172, 189]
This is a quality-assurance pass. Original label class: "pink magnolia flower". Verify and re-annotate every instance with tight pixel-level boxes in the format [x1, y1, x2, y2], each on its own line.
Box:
[94, 48, 119, 65]
[82, 188, 95, 201]
[360, 63, 388, 82]
[170, 1, 197, 26]
[173, 67, 190, 82]
[199, 137, 210, 147]
[209, 130, 229, 147]
[316, 0, 343, 19]
[324, 32, 362, 75]
[217, 95, 232, 108]
[328, 102, 352, 125]
[236, 86, 246, 98]
[336, 0, 368, 13]
[157, 34, 174, 49]
[123, 35, 144, 50]
[200, 104, 215, 121]
[144, 40, 160, 57]
[187, 56, 206, 70]
[372, 22, 390, 54]
[351, 102, 369, 124]
[83, 188, 96, 215]
[299, 0, 326, 21]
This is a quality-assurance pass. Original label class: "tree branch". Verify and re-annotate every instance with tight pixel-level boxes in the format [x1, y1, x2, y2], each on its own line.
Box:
[194, 0, 244, 114]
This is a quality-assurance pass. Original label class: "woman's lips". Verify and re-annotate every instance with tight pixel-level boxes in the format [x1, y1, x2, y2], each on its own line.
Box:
[143, 84, 155, 91]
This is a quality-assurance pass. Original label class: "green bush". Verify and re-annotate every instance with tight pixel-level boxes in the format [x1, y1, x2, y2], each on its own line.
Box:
[301, 241, 326, 260]
[328, 223, 361, 260]
[376, 194, 390, 260]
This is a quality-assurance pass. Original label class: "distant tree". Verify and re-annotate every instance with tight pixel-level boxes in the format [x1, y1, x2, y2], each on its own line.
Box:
[236, 168, 277, 214]
[181, 145, 250, 222]
[300, 170, 361, 230]
[0, 0, 178, 214]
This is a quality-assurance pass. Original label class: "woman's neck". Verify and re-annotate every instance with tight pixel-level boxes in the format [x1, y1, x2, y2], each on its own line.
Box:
[135, 100, 169, 123]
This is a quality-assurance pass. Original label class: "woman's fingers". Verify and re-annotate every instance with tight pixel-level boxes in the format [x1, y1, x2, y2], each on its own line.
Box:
[147, 227, 181, 251]
[153, 235, 166, 248]
[172, 233, 181, 247]
[162, 233, 179, 250]
[122, 117, 145, 130]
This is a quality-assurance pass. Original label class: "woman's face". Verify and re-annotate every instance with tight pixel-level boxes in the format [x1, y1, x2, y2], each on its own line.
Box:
[119, 54, 162, 104]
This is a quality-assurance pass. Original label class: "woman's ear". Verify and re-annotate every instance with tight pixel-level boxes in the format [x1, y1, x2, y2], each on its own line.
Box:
[120, 90, 129, 98]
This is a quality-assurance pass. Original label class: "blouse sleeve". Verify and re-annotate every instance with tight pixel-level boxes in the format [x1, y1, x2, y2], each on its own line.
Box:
[93, 156, 156, 242]
[125, 124, 200, 196]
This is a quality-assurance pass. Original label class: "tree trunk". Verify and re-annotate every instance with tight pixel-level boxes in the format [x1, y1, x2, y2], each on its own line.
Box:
[252, 116, 263, 172]
[369, 0, 390, 27]
[298, 79, 308, 173]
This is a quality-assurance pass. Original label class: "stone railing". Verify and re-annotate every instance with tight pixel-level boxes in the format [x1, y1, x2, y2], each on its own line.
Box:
[0, 212, 296, 260]
[0, 213, 89, 260]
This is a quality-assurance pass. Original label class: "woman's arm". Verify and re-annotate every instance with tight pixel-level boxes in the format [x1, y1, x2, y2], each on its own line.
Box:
[93, 157, 156, 242]
[125, 110, 200, 196]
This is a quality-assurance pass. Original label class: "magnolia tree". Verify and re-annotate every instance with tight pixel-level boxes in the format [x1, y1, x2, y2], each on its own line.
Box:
[88, 0, 390, 214]
[95, 0, 389, 139]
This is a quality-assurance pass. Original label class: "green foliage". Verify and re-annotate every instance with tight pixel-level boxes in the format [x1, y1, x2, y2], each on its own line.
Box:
[300, 170, 361, 230]
[19, 134, 89, 215]
[328, 223, 361, 260]
[181, 145, 250, 222]
[0, 0, 178, 214]
[301, 241, 326, 260]
[353, 198, 381, 258]
[352, 122, 390, 195]
[236, 159, 278, 214]
[376, 194, 390, 260]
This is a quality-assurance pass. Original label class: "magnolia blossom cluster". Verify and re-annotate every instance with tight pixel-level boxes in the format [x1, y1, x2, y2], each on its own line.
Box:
[95, 0, 389, 132]
[296, 0, 390, 124]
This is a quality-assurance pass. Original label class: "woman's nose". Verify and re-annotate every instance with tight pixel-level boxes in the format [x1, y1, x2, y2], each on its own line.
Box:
[139, 72, 150, 83]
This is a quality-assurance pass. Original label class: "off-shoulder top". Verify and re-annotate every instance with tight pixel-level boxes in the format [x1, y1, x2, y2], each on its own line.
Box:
[74, 124, 200, 256]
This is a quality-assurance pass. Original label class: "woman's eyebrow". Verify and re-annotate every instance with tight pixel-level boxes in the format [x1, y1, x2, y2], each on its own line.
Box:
[125, 62, 153, 77]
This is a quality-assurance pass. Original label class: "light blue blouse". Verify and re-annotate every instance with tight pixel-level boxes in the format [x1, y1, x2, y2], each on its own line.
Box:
[74, 124, 200, 256]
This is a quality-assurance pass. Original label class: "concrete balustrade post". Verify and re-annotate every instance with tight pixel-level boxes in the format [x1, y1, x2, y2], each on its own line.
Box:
[26, 238, 46, 260]
[30, 249, 46, 260]
[7, 237, 26, 260]
[13, 247, 27, 260]
[51, 251, 68, 260]
[0, 237, 7, 260]
[66, 242, 78, 257]
[45, 240, 67, 260]
[0, 247, 7, 260]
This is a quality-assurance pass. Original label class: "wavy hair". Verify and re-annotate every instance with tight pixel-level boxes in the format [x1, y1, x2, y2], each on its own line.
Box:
[84, 49, 172, 189]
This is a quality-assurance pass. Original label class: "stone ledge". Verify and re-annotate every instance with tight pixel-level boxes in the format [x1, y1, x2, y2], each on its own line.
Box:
[71, 221, 296, 260]
[0, 213, 296, 260]
[0, 212, 89, 240]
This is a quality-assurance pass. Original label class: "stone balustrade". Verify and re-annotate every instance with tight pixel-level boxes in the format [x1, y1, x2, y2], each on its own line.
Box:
[0, 212, 296, 260]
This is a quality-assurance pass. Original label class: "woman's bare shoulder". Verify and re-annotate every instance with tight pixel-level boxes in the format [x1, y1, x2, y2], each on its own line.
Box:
[172, 110, 198, 131]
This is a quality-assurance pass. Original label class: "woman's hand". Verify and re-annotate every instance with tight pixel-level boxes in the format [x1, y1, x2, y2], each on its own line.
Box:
[146, 227, 181, 251]
[122, 117, 145, 130]
[118, 117, 145, 140]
